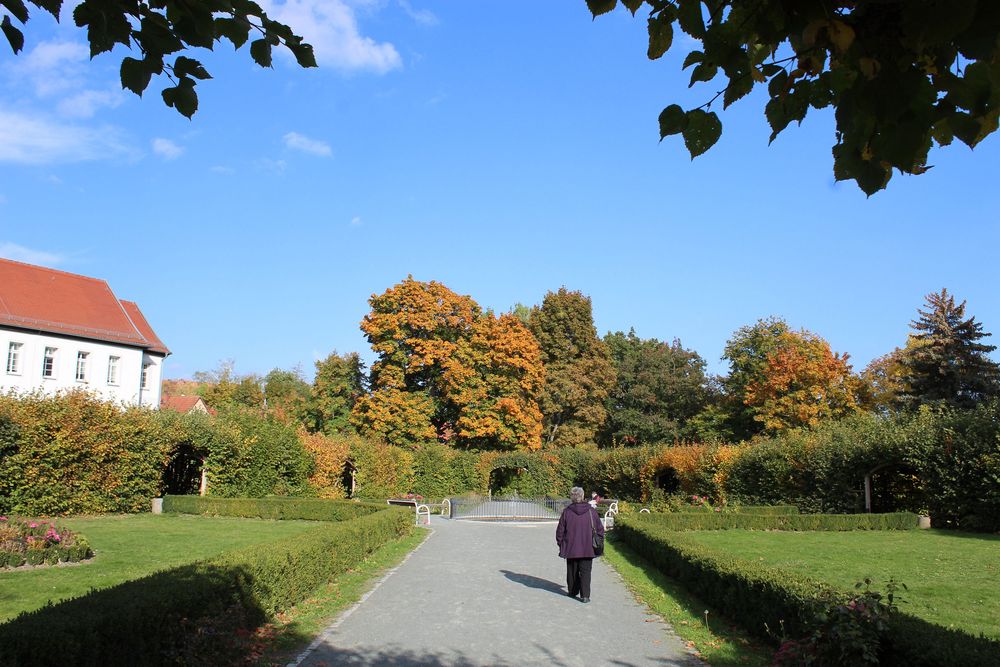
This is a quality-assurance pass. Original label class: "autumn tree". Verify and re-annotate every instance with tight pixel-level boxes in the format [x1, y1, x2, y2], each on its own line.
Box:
[857, 336, 927, 413]
[528, 288, 616, 448]
[446, 314, 544, 450]
[586, 1, 1000, 194]
[721, 317, 791, 439]
[899, 289, 1000, 408]
[3, 0, 315, 118]
[306, 351, 365, 436]
[601, 329, 709, 446]
[353, 277, 543, 450]
[744, 330, 860, 433]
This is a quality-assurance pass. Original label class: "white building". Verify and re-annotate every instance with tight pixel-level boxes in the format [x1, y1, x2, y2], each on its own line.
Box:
[0, 258, 169, 407]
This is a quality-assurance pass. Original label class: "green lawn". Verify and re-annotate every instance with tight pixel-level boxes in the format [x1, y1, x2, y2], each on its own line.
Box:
[0, 513, 322, 622]
[682, 529, 1000, 639]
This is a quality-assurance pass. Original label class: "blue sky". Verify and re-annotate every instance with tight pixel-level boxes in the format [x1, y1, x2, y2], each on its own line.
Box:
[1, 1, 998, 381]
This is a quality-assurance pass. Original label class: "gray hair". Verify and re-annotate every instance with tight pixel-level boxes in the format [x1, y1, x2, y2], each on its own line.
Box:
[570, 486, 585, 503]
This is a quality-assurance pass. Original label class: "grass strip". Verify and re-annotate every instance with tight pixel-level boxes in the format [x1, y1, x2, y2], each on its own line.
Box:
[254, 528, 431, 666]
[603, 537, 771, 667]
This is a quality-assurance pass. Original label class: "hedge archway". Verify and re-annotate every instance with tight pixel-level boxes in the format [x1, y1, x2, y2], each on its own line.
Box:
[477, 451, 556, 497]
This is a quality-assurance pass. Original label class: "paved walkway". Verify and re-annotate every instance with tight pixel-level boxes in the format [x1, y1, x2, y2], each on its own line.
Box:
[295, 516, 698, 667]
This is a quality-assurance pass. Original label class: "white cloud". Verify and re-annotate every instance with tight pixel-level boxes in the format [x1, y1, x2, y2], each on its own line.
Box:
[350, 216, 363, 226]
[211, 165, 236, 175]
[0, 109, 134, 164]
[260, 0, 401, 73]
[0, 242, 65, 266]
[57, 88, 124, 118]
[13, 40, 89, 97]
[283, 131, 332, 157]
[152, 138, 184, 160]
[255, 158, 288, 173]
[398, 0, 438, 26]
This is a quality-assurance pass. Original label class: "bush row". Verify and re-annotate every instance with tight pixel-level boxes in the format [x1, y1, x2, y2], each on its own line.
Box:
[636, 511, 918, 531]
[615, 516, 1000, 667]
[0, 507, 412, 666]
[0, 516, 92, 569]
[162, 495, 385, 521]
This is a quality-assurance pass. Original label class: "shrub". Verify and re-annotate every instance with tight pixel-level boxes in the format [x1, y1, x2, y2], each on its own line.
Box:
[636, 511, 918, 531]
[616, 516, 1000, 667]
[0, 391, 171, 515]
[0, 507, 412, 666]
[162, 495, 384, 522]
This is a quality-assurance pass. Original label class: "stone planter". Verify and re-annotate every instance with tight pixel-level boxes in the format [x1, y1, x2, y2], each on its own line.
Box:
[151, 497, 163, 514]
[918, 514, 931, 529]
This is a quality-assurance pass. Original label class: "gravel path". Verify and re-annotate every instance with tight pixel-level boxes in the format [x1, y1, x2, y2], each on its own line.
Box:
[294, 515, 698, 667]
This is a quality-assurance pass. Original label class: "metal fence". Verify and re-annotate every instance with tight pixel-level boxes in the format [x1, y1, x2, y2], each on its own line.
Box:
[448, 495, 571, 521]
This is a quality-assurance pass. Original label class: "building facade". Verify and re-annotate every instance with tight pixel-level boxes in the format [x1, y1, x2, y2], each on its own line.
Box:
[0, 258, 169, 408]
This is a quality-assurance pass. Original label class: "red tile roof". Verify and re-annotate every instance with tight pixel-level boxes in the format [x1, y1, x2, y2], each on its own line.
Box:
[161, 395, 205, 413]
[0, 257, 169, 355]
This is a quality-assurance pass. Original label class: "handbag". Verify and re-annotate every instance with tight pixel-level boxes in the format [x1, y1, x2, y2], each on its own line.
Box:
[589, 508, 604, 556]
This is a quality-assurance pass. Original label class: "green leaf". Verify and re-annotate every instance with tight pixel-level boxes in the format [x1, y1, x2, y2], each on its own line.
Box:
[950, 111, 983, 148]
[723, 73, 754, 109]
[74, 0, 132, 57]
[29, 0, 61, 19]
[682, 50, 704, 69]
[682, 109, 722, 158]
[586, 0, 617, 17]
[621, 0, 644, 15]
[832, 143, 891, 195]
[250, 38, 272, 68]
[759, 63, 783, 77]
[930, 118, 954, 146]
[688, 62, 717, 87]
[162, 77, 198, 119]
[658, 104, 688, 138]
[215, 16, 251, 49]
[1, 15, 24, 54]
[767, 70, 788, 98]
[1, 0, 28, 23]
[173, 55, 212, 80]
[646, 14, 673, 60]
[120, 56, 153, 96]
[676, 0, 705, 38]
[288, 41, 317, 68]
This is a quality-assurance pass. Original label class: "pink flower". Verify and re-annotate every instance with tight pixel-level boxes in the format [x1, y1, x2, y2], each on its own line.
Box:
[29, 522, 38, 528]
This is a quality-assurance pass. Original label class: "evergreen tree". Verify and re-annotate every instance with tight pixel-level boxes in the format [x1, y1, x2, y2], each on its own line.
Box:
[901, 289, 1000, 408]
[528, 288, 616, 448]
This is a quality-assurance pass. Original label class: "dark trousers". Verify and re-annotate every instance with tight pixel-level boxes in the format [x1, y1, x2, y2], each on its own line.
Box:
[566, 557, 593, 598]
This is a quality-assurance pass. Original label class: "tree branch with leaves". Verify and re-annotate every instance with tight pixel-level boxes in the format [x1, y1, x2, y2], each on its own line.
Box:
[2, 0, 316, 117]
[587, 0, 1000, 195]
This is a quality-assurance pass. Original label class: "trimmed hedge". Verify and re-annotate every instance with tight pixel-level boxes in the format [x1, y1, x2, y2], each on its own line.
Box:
[0, 507, 412, 666]
[162, 495, 385, 521]
[616, 517, 1000, 667]
[639, 511, 918, 531]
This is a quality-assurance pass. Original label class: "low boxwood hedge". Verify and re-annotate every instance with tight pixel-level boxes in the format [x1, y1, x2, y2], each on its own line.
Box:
[616, 517, 1000, 667]
[639, 511, 917, 531]
[162, 494, 385, 521]
[0, 507, 412, 666]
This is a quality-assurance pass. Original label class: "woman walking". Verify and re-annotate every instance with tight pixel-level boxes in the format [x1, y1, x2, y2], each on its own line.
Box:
[556, 486, 605, 603]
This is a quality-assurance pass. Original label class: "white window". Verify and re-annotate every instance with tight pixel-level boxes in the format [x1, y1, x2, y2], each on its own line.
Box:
[76, 351, 89, 382]
[6, 342, 22, 374]
[107, 356, 120, 385]
[141, 362, 151, 389]
[42, 347, 57, 378]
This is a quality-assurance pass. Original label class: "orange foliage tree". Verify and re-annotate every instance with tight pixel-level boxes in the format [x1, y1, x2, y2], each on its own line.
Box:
[299, 430, 351, 499]
[745, 331, 860, 433]
[353, 277, 543, 450]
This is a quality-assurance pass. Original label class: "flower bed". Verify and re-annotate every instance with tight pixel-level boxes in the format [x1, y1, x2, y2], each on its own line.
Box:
[0, 516, 93, 569]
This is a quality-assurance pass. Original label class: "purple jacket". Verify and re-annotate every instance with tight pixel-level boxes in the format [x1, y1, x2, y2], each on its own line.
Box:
[556, 502, 605, 559]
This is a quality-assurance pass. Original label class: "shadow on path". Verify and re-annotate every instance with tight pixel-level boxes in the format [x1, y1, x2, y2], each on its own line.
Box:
[500, 569, 565, 595]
